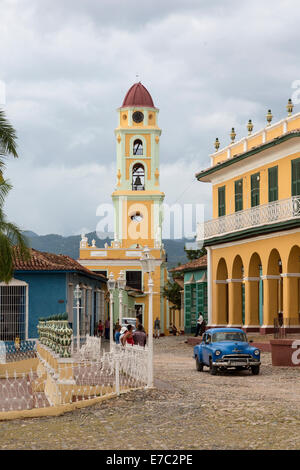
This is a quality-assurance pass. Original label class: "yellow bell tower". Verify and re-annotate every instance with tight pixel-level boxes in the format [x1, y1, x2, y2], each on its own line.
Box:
[79, 82, 168, 334]
[113, 81, 165, 249]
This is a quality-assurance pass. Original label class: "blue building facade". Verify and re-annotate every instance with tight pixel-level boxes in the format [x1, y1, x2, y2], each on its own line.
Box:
[0, 250, 107, 341]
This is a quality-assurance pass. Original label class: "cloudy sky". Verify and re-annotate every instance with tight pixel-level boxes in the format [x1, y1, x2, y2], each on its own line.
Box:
[1, 0, 300, 236]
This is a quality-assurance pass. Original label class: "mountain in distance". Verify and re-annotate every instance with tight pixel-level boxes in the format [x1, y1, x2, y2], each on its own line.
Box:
[23, 231, 190, 269]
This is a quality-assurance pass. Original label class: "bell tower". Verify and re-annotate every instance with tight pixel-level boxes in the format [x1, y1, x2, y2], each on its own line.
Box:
[79, 82, 168, 335]
[112, 82, 165, 249]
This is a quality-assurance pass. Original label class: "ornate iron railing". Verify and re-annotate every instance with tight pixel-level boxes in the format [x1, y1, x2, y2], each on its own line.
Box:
[197, 196, 300, 240]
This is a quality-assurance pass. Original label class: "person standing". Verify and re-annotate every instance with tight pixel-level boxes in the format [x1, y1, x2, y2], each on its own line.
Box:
[133, 324, 147, 347]
[154, 317, 160, 339]
[195, 313, 204, 337]
[105, 317, 110, 340]
[114, 325, 122, 344]
[97, 320, 104, 337]
[121, 324, 134, 346]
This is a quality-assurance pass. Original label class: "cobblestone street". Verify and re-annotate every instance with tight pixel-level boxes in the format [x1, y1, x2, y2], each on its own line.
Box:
[0, 336, 299, 450]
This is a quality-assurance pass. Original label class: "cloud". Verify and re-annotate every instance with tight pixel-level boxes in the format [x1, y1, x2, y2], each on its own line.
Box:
[1, 0, 300, 235]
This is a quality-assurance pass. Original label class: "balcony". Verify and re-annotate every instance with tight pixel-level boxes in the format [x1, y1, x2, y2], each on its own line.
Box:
[197, 196, 300, 241]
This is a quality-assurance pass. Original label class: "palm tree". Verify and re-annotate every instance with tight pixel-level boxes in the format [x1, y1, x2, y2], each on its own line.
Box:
[0, 109, 30, 283]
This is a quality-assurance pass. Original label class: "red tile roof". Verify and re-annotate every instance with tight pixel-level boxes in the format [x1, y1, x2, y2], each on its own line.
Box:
[170, 255, 207, 273]
[13, 248, 106, 281]
[122, 82, 155, 108]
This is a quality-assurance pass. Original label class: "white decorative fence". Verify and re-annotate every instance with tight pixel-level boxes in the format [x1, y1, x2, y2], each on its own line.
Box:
[0, 340, 148, 413]
[197, 196, 300, 240]
[0, 340, 36, 364]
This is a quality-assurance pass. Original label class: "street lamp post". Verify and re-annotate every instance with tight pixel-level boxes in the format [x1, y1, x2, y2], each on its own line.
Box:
[117, 270, 126, 326]
[73, 284, 82, 353]
[140, 246, 155, 388]
[107, 272, 116, 351]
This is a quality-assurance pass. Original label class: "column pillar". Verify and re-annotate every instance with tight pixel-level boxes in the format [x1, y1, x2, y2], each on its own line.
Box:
[206, 246, 212, 326]
[282, 274, 299, 320]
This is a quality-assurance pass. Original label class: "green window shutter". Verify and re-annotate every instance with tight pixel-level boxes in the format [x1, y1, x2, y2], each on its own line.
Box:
[268, 166, 278, 202]
[292, 158, 300, 196]
[196, 282, 208, 323]
[235, 179, 243, 212]
[251, 173, 260, 207]
[184, 285, 192, 330]
[218, 186, 226, 217]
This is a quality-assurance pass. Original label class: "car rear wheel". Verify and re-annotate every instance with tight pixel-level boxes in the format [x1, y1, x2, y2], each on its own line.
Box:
[196, 356, 203, 372]
[209, 358, 217, 375]
[251, 365, 260, 375]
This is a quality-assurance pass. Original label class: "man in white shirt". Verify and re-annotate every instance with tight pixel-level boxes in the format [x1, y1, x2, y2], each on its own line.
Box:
[195, 313, 204, 337]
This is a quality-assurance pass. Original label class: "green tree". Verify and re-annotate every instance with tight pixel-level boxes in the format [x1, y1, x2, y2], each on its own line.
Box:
[0, 109, 30, 282]
[162, 272, 183, 309]
[184, 246, 207, 261]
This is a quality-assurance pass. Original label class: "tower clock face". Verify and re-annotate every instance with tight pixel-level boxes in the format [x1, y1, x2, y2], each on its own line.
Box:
[132, 111, 144, 123]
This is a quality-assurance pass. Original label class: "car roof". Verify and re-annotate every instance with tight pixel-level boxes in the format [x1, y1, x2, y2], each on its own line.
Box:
[206, 328, 245, 334]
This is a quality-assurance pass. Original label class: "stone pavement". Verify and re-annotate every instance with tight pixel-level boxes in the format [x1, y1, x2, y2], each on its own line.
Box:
[0, 335, 299, 450]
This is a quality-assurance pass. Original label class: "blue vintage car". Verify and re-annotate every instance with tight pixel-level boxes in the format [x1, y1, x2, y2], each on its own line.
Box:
[193, 328, 261, 375]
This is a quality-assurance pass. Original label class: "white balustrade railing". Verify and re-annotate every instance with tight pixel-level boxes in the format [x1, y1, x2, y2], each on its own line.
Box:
[197, 196, 300, 241]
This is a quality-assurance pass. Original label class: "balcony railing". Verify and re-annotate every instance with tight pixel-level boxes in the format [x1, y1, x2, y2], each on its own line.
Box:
[197, 196, 300, 241]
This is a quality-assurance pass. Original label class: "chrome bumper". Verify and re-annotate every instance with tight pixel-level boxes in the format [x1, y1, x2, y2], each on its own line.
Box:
[213, 360, 261, 367]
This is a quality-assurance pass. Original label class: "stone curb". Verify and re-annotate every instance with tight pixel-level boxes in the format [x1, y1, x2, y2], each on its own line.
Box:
[0, 387, 145, 422]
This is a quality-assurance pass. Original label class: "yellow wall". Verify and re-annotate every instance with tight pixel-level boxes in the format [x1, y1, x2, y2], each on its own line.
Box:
[211, 231, 300, 326]
[212, 151, 300, 218]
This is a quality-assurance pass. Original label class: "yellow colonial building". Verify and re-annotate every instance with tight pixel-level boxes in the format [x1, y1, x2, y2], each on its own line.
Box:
[196, 102, 300, 333]
[78, 82, 169, 334]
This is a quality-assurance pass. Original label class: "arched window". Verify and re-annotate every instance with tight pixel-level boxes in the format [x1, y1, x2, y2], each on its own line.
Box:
[133, 139, 143, 155]
[132, 163, 145, 190]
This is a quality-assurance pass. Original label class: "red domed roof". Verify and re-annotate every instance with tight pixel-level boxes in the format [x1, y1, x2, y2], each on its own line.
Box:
[122, 82, 155, 108]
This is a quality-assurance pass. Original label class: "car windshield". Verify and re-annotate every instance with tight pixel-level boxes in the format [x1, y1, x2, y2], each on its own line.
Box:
[211, 332, 247, 342]
[122, 318, 136, 326]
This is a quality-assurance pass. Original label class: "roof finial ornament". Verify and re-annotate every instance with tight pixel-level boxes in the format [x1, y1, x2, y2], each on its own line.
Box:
[266, 109, 273, 126]
[247, 119, 253, 135]
[214, 138, 220, 151]
[286, 98, 294, 116]
[230, 127, 236, 144]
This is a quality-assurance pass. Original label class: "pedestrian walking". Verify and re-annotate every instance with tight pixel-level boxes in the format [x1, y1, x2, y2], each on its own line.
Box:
[97, 320, 104, 337]
[105, 317, 110, 340]
[195, 312, 204, 337]
[154, 317, 160, 339]
[133, 324, 147, 347]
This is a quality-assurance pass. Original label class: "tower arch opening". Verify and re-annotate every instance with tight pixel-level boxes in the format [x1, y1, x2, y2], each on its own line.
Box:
[132, 163, 145, 191]
[133, 139, 143, 156]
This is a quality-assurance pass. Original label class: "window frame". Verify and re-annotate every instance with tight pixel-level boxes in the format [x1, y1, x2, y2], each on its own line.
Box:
[292, 157, 300, 196]
[218, 186, 226, 217]
[234, 179, 243, 212]
[268, 166, 278, 202]
[251, 172, 260, 207]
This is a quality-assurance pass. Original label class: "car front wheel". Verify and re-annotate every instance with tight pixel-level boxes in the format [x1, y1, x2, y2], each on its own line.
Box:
[196, 356, 203, 372]
[251, 365, 260, 375]
[209, 358, 218, 375]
